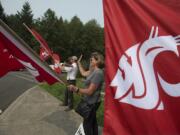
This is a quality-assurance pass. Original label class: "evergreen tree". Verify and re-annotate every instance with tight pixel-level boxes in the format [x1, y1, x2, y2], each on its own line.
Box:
[17, 2, 34, 45]
[0, 1, 7, 22]
[7, 2, 34, 47]
[82, 19, 104, 59]
[17, 2, 33, 25]
[4, 3, 104, 62]
[67, 16, 84, 57]
[37, 9, 59, 53]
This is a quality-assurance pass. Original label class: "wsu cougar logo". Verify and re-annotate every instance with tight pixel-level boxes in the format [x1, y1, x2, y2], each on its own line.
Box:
[110, 26, 180, 110]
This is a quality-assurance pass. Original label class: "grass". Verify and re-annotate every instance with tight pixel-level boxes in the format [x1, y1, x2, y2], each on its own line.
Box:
[39, 79, 104, 126]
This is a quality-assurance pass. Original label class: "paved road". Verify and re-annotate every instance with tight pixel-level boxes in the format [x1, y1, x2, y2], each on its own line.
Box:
[0, 71, 36, 112]
[0, 71, 103, 134]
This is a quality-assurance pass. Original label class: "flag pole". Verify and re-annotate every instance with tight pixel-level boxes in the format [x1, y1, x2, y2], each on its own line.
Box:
[0, 19, 66, 85]
[23, 23, 53, 57]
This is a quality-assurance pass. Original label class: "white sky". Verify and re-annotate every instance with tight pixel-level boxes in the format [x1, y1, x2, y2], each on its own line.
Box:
[1, 0, 104, 26]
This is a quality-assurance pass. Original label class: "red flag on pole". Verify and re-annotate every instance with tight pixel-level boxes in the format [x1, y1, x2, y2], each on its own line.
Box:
[23, 23, 52, 56]
[31, 28, 53, 55]
[0, 39, 24, 76]
[0, 20, 64, 85]
[52, 53, 61, 74]
[40, 47, 50, 61]
[103, 0, 180, 135]
[23, 24, 61, 73]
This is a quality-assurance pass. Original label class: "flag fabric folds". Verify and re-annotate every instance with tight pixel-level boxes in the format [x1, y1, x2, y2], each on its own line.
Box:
[103, 0, 180, 135]
[40, 47, 50, 61]
[23, 23, 61, 73]
[0, 19, 64, 85]
[52, 53, 61, 74]
[23, 23, 52, 56]
[0, 37, 24, 76]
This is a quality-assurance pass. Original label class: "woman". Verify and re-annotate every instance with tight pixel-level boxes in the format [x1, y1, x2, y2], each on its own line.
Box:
[68, 52, 104, 135]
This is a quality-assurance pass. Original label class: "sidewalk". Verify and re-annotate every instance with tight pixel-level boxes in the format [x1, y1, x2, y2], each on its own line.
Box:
[0, 86, 83, 135]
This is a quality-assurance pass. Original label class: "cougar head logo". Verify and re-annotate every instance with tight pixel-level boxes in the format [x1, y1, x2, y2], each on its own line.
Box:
[111, 26, 180, 110]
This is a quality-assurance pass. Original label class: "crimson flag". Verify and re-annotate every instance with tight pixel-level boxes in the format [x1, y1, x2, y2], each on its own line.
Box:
[52, 53, 61, 74]
[103, 0, 180, 135]
[23, 23, 52, 56]
[0, 39, 24, 76]
[31, 28, 52, 55]
[0, 20, 64, 85]
[23, 23, 61, 74]
[40, 47, 50, 61]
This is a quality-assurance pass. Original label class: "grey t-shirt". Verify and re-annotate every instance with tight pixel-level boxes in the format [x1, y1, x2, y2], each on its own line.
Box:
[83, 69, 104, 104]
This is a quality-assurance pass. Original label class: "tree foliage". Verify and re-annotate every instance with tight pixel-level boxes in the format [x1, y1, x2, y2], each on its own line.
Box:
[2, 2, 104, 62]
[0, 1, 6, 22]
[6, 2, 34, 47]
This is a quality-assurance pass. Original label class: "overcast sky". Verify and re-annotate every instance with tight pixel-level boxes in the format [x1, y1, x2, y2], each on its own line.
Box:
[1, 0, 104, 26]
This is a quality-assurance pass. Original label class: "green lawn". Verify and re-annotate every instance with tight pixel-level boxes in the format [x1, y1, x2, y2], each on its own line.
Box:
[39, 79, 104, 126]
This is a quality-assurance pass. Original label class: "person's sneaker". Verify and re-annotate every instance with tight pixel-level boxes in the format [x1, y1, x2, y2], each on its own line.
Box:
[64, 107, 72, 112]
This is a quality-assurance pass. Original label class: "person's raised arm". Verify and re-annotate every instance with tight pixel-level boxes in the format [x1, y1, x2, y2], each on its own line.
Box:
[77, 55, 90, 77]
[60, 65, 73, 72]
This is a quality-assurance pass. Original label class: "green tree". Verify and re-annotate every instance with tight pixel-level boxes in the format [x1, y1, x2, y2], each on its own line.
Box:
[7, 2, 34, 47]
[53, 17, 67, 58]
[0, 1, 7, 22]
[66, 16, 84, 57]
[6, 14, 19, 30]
[36, 9, 60, 55]
[18, 2, 34, 45]
[82, 19, 104, 59]
[17, 2, 33, 26]
[5, 3, 104, 63]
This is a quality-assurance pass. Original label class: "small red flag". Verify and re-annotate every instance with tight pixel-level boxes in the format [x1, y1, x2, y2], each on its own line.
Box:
[40, 47, 50, 61]
[30, 28, 52, 56]
[52, 53, 61, 74]
[23, 23, 52, 56]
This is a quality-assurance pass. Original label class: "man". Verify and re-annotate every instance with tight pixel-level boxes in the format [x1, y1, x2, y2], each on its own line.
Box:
[60, 56, 78, 111]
